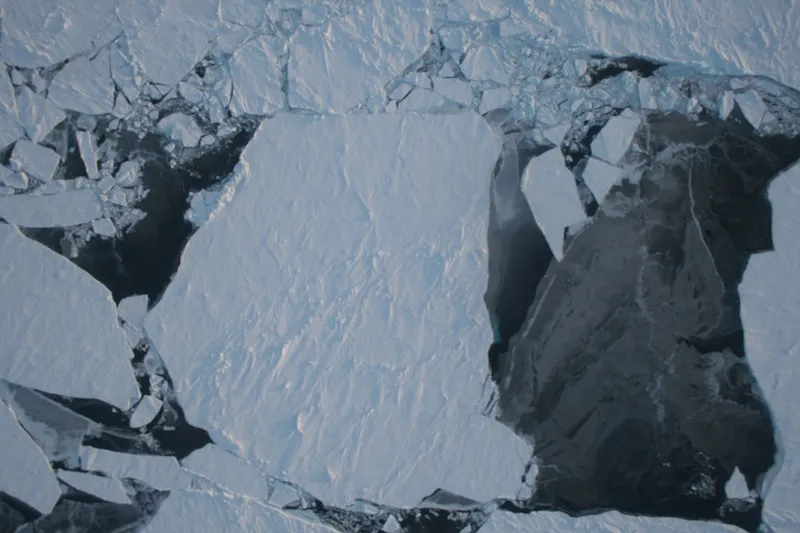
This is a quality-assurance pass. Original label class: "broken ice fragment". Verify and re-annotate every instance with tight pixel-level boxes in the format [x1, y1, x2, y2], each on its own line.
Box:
[479, 87, 512, 114]
[157, 113, 203, 147]
[9, 140, 60, 181]
[92, 218, 117, 237]
[461, 46, 509, 84]
[0, 400, 61, 515]
[0, 380, 95, 468]
[521, 148, 586, 259]
[0, 189, 102, 227]
[0, 165, 27, 189]
[589, 108, 641, 164]
[119, 295, 149, 328]
[55, 470, 130, 504]
[434, 77, 473, 105]
[381, 514, 401, 532]
[15, 86, 66, 143]
[130, 395, 163, 429]
[582, 157, 623, 204]
[229, 37, 283, 116]
[48, 56, 115, 115]
[75, 131, 99, 180]
[735, 89, 768, 129]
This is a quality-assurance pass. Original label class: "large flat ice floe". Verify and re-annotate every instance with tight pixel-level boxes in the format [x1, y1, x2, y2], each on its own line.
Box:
[146, 111, 532, 507]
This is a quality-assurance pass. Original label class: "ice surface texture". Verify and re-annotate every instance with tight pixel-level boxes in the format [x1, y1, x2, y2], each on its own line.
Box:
[2, 1, 800, 532]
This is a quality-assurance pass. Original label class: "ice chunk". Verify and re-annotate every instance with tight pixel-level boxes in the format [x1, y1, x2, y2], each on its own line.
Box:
[118, 0, 218, 87]
[289, 0, 427, 111]
[438, 62, 455, 77]
[0, 380, 95, 467]
[522, 148, 587, 260]
[129, 395, 163, 429]
[542, 123, 570, 146]
[119, 295, 149, 328]
[720, 91, 736, 120]
[735, 89, 767, 129]
[479, 87, 512, 114]
[0, 165, 28, 189]
[400, 88, 449, 112]
[9, 140, 60, 182]
[590, 109, 641, 164]
[583, 157, 624, 203]
[229, 36, 283, 116]
[0, 189, 102, 227]
[147, 113, 532, 508]
[434, 77, 473, 105]
[0, 0, 119, 68]
[48, 56, 115, 114]
[157, 113, 204, 147]
[76, 131, 100, 180]
[0, 225, 138, 408]
[381, 515, 401, 532]
[0, 399, 61, 514]
[461, 45, 509, 84]
[92, 218, 117, 237]
[15, 87, 66, 143]
[56, 470, 130, 504]
[0, 69, 24, 149]
[80, 448, 194, 490]
[725, 468, 751, 499]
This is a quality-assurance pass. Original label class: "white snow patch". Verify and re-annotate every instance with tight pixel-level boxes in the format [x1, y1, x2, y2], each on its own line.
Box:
[229, 36, 283, 116]
[522, 149, 587, 260]
[461, 46, 509, 84]
[0, 69, 24, 149]
[289, 0, 428, 111]
[56, 470, 130, 504]
[48, 56, 115, 115]
[157, 113, 204, 148]
[9, 140, 60, 182]
[590, 109, 641, 165]
[14, 87, 67, 143]
[129, 395, 163, 429]
[0, 225, 138, 408]
[0, 399, 61, 514]
[147, 113, 530, 507]
[0, 189, 102, 227]
[583, 157, 624, 204]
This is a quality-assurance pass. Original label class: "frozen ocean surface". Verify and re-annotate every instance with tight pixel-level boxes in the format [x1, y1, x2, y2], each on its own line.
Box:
[1, 1, 799, 532]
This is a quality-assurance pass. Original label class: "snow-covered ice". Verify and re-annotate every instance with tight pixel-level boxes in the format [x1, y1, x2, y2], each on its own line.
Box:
[0, 189, 102, 227]
[48, 56, 115, 115]
[14, 86, 67, 143]
[590, 108, 641, 165]
[0, 399, 61, 514]
[10, 140, 60, 182]
[147, 112, 531, 507]
[521, 148, 587, 260]
[0, 224, 138, 408]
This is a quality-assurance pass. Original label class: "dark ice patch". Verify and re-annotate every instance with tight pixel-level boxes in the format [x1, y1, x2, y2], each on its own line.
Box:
[485, 108, 800, 532]
[580, 54, 666, 87]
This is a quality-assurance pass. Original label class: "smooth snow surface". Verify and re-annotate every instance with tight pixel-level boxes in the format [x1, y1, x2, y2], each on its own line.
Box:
[0, 225, 137, 409]
[147, 112, 532, 506]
